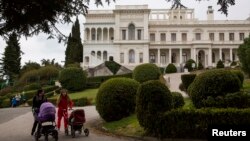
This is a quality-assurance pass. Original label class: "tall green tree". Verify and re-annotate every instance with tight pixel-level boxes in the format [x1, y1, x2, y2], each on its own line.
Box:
[238, 34, 250, 77]
[65, 18, 83, 66]
[1, 33, 22, 82]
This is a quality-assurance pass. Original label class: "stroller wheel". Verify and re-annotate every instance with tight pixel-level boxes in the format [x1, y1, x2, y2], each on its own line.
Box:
[84, 128, 89, 136]
[65, 128, 69, 136]
[44, 134, 48, 141]
[71, 126, 75, 138]
[35, 132, 41, 141]
[53, 130, 58, 141]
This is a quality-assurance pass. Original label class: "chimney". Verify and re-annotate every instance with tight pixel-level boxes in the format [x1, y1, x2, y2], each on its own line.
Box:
[207, 6, 214, 20]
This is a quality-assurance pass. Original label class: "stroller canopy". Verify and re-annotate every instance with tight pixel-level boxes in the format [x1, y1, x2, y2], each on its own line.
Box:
[38, 102, 56, 122]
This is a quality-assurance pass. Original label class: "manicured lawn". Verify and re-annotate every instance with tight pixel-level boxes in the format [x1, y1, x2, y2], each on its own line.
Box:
[51, 88, 98, 104]
[183, 97, 194, 109]
[243, 79, 250, 90]
[103, 114, 144, 137]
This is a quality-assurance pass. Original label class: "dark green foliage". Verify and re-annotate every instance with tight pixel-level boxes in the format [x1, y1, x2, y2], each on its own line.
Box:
[238, 34, 250, 77]
[1, 33, 21, 82]
[136, 80, 172, 131]
[23, 83, 41, 91]
[181, 74, 196, 91]
[65, 18, 83, 66]
[165, 63, 177, 73]
[202, 91, 250, 108]
[216, 60, 224, 68]
[230, 61, 237, 66]
[188, 69, 241, 108]
[105, 61, 121, 75]
[86, 73, 132, 88]
[59, 67, 87, 91]
[171, 92, 184, 108]
[197, 61, 204, 70]
[66, 62, 81, 68]
[20, 61, 41, 76]
[18, 66, 59, 86]
[159, 67, 165, 74]
[153, 108, 250, 139]
[231, 70, 244, 87]
[179, 83, 185, 91]
[73, 97, 91, 106]
[184, 59, 196, 72]
[133, 63, 161, 83]
[96, 78, 139, 122]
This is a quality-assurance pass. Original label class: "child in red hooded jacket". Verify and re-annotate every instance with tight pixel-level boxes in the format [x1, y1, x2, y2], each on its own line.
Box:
[56, 89, 73, 133]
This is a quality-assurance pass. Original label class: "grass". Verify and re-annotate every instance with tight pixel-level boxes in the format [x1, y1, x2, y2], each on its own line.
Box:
[103, 114, 144, 137]
[51, 88, 98, 104]
[183, 97, 194, 109]
[243, 79, 250, 90]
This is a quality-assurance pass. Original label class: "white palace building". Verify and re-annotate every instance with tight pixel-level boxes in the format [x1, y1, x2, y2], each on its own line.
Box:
[82, 5, 250, 70]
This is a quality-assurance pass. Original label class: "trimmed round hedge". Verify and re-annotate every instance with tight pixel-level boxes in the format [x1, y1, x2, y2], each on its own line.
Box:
[96, 78, 139, 122]
[188, 69, 241, 108]
[165, 63, 177, 73]
[171, 92, 185, 108]
[231, 70, 244, 87]
[184, 59, 196, 72]
[133, 63, 161, 83]
[136, 80, 172, 130]
[58, 67, 87, 91]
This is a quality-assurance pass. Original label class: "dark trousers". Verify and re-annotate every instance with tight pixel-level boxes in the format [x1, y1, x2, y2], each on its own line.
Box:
[31, 111, 41, 134]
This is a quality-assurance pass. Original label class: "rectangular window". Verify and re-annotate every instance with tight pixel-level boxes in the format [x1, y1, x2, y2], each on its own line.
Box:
[139, 53, 143, 63]
[137, 29, 141, 40]
[171, 33, 176, 42]
[122, 30, 126, 40]
[150, 33, 155, 41]
[92, 34, 95, 40]
[229, 33, 234, 41]
[219, 33, 224, 41]
[160, 33, 166, 41]
[182, 33, 187, 41]
[195, 33, 201, 40]
[209, 33, 214, 41]
[239, 33, 245, 41]
[120, 53, 124, 63]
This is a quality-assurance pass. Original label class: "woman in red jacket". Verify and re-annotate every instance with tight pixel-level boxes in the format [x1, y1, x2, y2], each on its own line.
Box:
[56, 89, 72, 133]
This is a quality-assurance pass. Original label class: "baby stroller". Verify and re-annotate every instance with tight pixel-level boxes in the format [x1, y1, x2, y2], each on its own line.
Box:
[35, 102, 58, 141]
[66, 109, 89, 138]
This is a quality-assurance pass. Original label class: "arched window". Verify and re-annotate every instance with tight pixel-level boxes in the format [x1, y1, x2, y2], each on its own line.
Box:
[128, 24, 135, 40]
[129, 49, 135, 63]
[212, 52, 215, 63]
[103, 51, 107, 61]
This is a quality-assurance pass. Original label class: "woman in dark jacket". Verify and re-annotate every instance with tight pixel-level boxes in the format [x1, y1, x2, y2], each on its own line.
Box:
[31, 89, 47, 135]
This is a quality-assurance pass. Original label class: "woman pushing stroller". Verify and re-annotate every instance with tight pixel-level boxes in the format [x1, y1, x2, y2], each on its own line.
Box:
[56, 89, 73, 134]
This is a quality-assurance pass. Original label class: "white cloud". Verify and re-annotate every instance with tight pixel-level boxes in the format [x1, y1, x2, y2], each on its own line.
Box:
[1, 0, 250, 66]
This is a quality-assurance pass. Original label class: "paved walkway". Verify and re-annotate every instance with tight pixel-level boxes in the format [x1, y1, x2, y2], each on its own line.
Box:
[164, 72, 189, 98]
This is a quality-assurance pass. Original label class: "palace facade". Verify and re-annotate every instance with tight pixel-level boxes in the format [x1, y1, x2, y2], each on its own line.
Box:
[82, 5, 250, 70]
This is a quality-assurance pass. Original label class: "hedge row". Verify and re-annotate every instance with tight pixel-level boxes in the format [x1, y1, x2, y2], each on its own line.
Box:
[180, 74, 196, 91]
[150, 108, 250, 139]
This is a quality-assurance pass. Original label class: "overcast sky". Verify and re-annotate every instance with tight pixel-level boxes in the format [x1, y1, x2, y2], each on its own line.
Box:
[0, 0, 250, 67]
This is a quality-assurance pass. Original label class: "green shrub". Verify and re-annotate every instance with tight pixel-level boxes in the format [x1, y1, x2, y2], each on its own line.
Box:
[179, 83, 185, 91]
[230, 61, 237, 66]
[159, 67, 165, 74]
[216, 60, 224, 68]
[105, 61, 121, 75]
[96, 78, 139, 122]
[165, 63, 177, 74]
[171, 92, 184, 108]
[23, 83, 41, 91]
[231, 70, 244, 87]
[188, 69, 241, 108]
[224, 91, 250, 108]
[181, 74, 196, 91]
[197, 61, 204, 70]
[133, 63, 161, 83]
[59, 67, 87, 91]
[0, 98, 11, 108]
[184, 59, 196, 72]
[73, 97, 91, 106]
[136, 80, 172, 132]
[153, 108, 250, 139]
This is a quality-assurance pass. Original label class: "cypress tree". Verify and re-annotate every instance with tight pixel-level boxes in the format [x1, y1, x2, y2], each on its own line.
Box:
[2, 33, 22, 83]
[64, 18, 83, 67]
